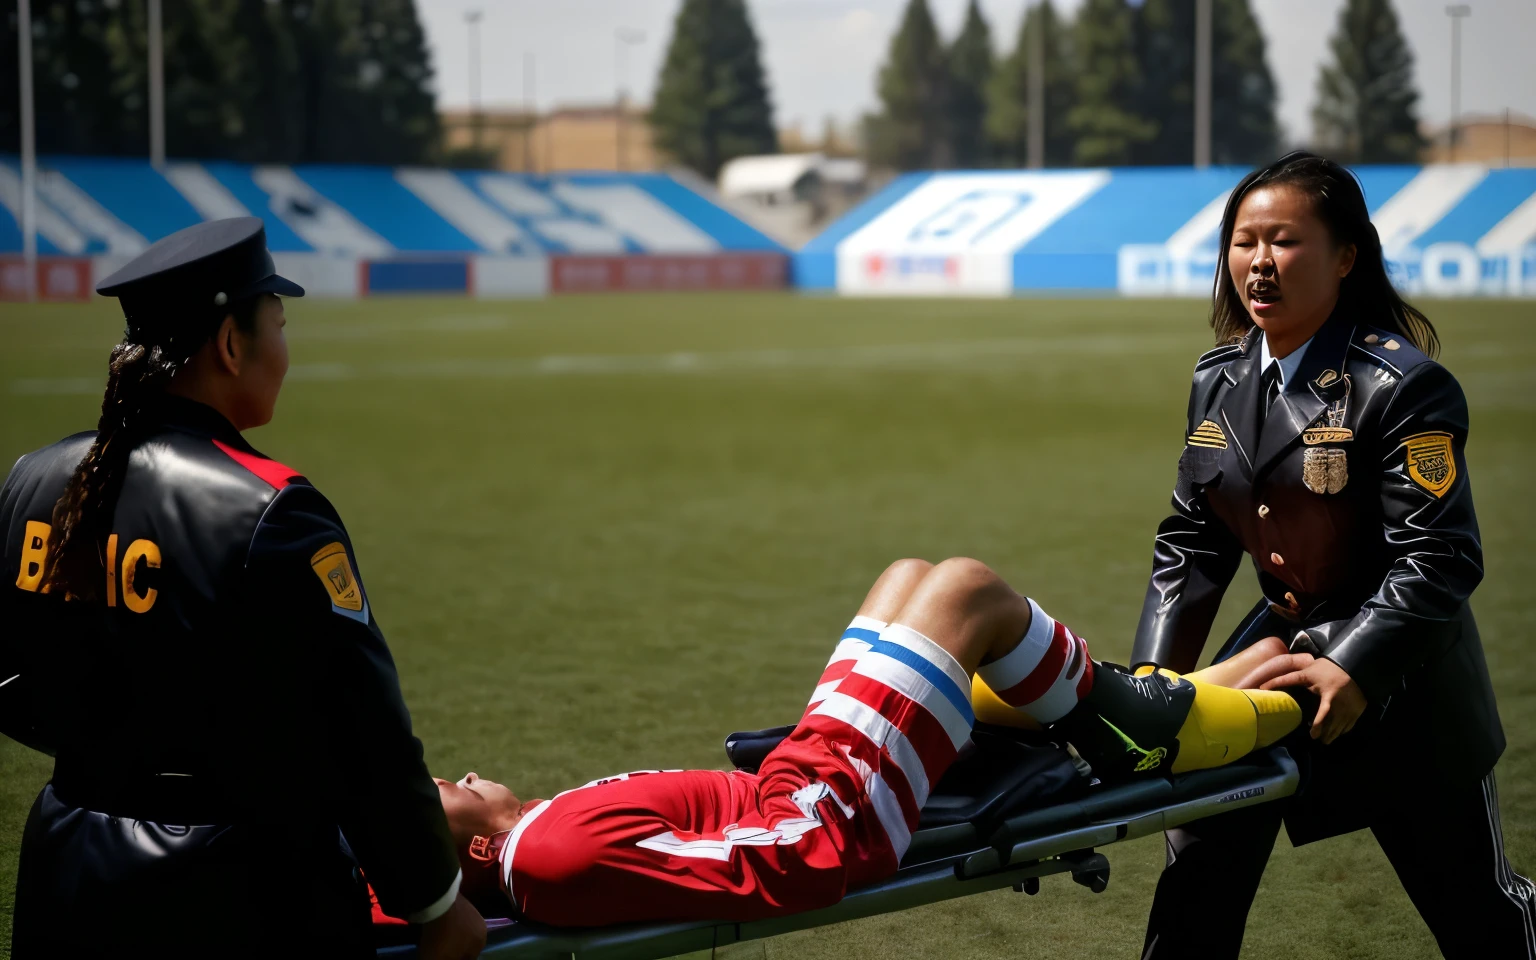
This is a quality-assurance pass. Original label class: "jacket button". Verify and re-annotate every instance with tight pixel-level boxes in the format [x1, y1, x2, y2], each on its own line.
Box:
[1258, 504, 1270, 518]
[1271, 552, 1285, 566]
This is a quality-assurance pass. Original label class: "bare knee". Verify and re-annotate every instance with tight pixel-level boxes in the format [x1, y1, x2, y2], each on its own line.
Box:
[1251, 635, 1289, 661]
[857, 558, 934, 621]
[926, 557, 1007, 598]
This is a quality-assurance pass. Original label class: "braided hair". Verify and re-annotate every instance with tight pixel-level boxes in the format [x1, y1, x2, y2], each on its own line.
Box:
[1211, 151, 1439, 358]
[41, 298, 262, 601]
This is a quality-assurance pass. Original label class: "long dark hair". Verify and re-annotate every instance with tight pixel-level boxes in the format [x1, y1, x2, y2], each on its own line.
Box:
[1210, 151, 1438, 358]
[41, 299, 261, 602]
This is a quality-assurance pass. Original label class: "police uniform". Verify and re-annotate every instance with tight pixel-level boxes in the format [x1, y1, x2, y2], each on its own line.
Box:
[1132, 313, 1534, 957]
[0, 220, 460, 955]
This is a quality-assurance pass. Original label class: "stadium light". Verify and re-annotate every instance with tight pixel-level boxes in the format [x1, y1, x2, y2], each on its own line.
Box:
[17, 0, 37, 301]
[1027, 0, 1044, 169]
[149, 0, 165, 169]
[615, 27, 645, 171]
[466, 10, 484, 151]
[1446, 5, 1471, 162]
[1194, 0, 1212, 168]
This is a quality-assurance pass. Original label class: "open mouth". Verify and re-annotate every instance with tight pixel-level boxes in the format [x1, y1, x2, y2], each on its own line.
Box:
[1248, 280, 1281, 306]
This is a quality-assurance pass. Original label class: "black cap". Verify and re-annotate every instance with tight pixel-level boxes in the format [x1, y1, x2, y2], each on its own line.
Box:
[97, 217, 304, 346]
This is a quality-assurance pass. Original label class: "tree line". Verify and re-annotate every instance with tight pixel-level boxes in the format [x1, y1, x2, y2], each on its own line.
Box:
[0, 0, 440, 164]
[867, 0, 1425, 171]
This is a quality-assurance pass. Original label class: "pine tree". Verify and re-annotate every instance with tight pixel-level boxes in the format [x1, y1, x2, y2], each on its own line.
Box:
[650, 0, 777, 180]
[986, 0, 1076, 167]
[1133, 0, 1277, 165]
[870, 0, 950, 170]
[1312, 0, 1423, 163]
[947, 0, 993, 168]
[1067, 0, 1155, 166]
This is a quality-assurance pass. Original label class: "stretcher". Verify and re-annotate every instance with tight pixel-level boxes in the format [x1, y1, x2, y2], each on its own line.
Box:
[376, 723, 1299, 959]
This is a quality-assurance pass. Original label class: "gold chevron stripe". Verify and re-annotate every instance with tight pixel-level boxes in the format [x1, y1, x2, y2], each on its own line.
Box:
[1187, 419, 1228, 449]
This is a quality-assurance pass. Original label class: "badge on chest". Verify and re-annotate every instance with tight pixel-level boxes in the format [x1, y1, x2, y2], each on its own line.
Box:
[1300, 371, 1351, 495]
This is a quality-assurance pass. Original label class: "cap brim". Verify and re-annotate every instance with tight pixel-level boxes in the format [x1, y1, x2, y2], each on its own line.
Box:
[247, 273, 306, 298]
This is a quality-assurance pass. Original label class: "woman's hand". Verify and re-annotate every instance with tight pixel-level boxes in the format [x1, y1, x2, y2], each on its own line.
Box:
[1261, 657, 1367, 744]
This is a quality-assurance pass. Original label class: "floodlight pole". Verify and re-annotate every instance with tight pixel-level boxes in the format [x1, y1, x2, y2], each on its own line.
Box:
[1194, 0, 1212, 168]
[1446, 5, 1471, 161]
[466, 10, 484, 152]
[1026, 0, 1045, 169]
[17, 0, 37, 302]
[148, 0, 165, 169]
[615, 28, 645, 171]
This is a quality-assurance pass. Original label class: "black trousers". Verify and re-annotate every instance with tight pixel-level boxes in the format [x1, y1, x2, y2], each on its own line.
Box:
[1142, 771, 1536, 959]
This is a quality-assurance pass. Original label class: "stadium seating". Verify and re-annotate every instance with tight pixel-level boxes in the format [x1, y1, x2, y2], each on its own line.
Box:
[0, 157, 788, 300]
[798, 165, 1536, 298]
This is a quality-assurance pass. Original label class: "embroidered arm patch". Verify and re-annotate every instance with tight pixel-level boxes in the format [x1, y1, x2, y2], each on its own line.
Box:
[310, 541, 368, 621]
[1187, 420, 1228, 449]
[1401, 431, 1456, 498]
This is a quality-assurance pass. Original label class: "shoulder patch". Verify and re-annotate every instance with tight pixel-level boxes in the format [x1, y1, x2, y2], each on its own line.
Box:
[213, 439, 300, 490]
[1401, 432, 1456, 498]
[310, 541, 369, 622]
[1188, 419, 1228, 449]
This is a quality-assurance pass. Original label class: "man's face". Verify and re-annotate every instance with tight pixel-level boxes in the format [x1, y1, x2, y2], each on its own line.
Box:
[436, 772, 526, 844]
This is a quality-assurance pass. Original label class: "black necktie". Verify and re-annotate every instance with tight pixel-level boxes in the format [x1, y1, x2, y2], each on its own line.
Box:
[1259, 364, 1282, 428]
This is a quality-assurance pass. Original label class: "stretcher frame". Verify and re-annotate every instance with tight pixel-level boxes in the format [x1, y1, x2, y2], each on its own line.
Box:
[378, 745, 1299, 959]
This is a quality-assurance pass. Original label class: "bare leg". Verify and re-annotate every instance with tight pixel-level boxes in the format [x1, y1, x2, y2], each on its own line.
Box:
[885, 558, 1033, 676]
[1185, 636, 1290, 688]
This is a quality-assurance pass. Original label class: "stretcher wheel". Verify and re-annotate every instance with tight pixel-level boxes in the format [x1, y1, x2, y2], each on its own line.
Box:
[1012, 877, 1040, 896]
[1069, 853, 1111, 894]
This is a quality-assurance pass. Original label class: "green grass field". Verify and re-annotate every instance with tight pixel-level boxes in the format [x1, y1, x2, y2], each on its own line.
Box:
[1, 293, 1532, 958]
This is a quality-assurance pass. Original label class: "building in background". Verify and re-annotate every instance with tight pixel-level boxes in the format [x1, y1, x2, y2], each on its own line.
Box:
[717, 153, 870, 249]
[440, 105, 657, 173]
[1423, 113, 1536, 166]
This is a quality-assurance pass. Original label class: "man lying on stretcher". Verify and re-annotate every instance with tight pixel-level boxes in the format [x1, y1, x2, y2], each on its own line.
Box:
[432, 559, 1319, 927]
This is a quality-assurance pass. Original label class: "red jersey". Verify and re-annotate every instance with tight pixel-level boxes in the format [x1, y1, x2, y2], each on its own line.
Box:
[497, 623, 976, 926]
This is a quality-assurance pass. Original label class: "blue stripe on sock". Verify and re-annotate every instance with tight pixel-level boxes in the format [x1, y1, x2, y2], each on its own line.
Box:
[842, 626, 881, 644]
[866, 638, 974, 726]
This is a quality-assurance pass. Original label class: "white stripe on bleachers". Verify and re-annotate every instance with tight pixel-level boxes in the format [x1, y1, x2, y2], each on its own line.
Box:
[1162, 189, 1231, 259]
[1478, 191, 1536, 257]
[0, 165, 89, 254]
[164, 163, 252, 220]
[396, 169, 536, 255]
[251, 166, 393, 257]
[552, 181, 719, 253]
[35, 172, 147, 256]
[1371, 164, 1487, 256]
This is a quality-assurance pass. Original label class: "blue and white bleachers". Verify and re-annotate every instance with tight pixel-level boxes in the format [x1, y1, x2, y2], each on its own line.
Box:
[798, 165, 1536, 297]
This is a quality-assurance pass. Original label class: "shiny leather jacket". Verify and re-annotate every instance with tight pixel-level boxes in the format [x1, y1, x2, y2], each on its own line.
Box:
[1131, 315, 1501, 781]
[0, 398, 458, 926]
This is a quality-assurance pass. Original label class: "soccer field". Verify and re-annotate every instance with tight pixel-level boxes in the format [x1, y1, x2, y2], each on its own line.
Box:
[1, 294, 1532, 958]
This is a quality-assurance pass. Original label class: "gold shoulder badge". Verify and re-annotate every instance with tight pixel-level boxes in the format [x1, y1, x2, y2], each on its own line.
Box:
[1402, 432, 1456, 498]
[1315, 369, 1339, 388]
[1187, 419, 1228, 449]
[310, 542, 367, 619]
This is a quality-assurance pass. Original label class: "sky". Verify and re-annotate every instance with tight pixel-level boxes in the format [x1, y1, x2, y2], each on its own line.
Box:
[419, 0, 1536, 148]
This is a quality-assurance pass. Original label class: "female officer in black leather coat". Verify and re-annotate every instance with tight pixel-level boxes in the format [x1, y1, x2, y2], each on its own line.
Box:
[0, 219, 484, 958]
[1131, 153, 1531, 958]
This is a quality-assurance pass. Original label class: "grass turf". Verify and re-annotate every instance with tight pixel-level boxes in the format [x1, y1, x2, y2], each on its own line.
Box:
[1, 293, 1531, 958]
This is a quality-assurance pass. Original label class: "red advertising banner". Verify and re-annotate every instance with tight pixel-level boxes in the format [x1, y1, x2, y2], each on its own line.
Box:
[0, 257, 94, 302]
[550, 254, 788, 293]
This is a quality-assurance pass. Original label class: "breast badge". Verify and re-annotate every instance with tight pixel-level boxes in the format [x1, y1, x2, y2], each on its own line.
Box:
[310, 541, 369, 622]
[1402, 432, 1456, 498]
[1301, 376, 1349, 493]
[1187, 420, 1228, 449]
[1302, 448, 1348, 495]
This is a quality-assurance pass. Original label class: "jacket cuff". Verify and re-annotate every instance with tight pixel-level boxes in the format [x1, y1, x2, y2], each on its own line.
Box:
[1306, 618, 1393, 704]
[404, 869, 462, 925]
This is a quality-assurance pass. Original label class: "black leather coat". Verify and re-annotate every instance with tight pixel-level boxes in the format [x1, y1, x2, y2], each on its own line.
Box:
[1131, 315, 1503, 841]
[0, 398, 458, 953]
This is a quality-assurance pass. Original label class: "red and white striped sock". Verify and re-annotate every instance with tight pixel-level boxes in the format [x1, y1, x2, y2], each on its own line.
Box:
[976, 599, 1094, 724]
[806, 615, 886, 712]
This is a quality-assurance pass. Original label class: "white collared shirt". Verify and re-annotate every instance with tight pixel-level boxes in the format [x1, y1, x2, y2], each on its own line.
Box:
[1260, 332, 1313, 390]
